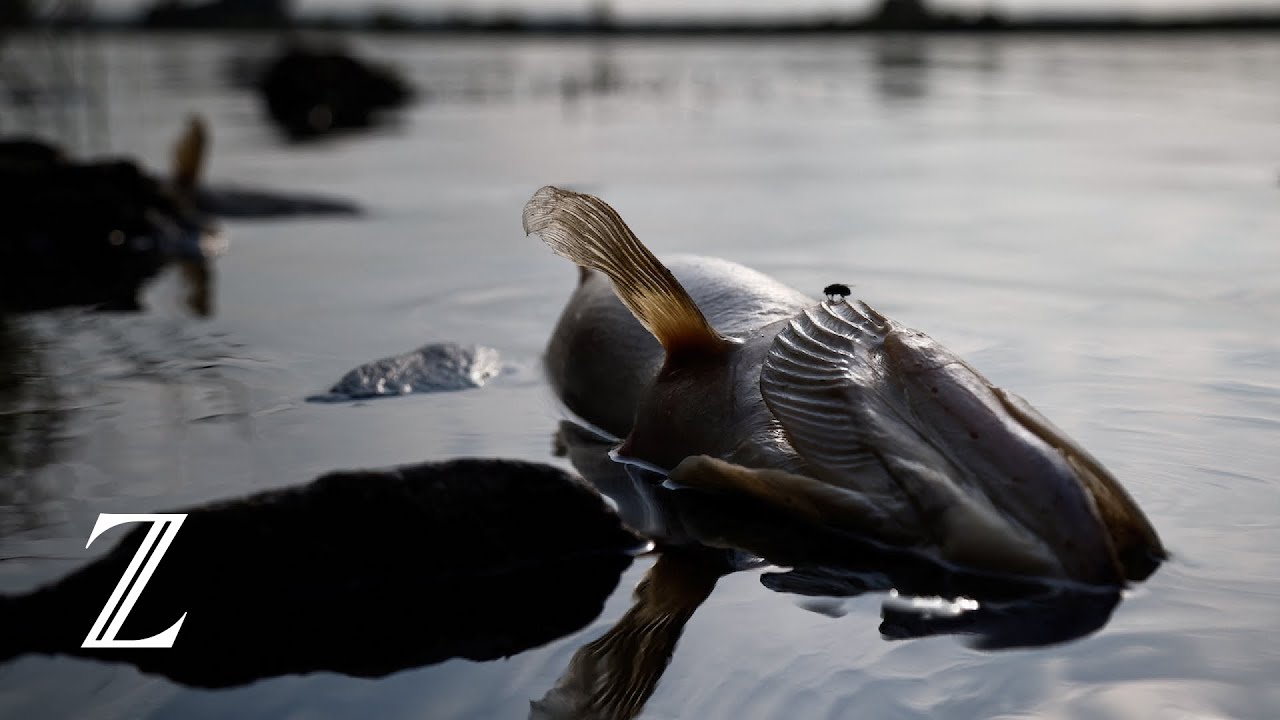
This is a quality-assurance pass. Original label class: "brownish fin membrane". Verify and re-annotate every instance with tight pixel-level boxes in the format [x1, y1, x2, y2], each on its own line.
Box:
[172, 114, 208, 194]
[523, 186, 733, 358]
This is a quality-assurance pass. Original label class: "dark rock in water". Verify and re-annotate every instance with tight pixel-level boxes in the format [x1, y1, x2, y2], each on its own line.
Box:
[0, 138, 63, 170]
[258, 44, 414, 140]
[0, 138, 219, 314]
[194, 183, 361, 218]
[0, 457, 643, 688]
[312, 342, 502, 401]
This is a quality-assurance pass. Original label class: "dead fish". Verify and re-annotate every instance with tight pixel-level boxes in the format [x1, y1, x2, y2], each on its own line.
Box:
[555, 417, 1125, 651]
[0, 117, 223, 315]
[524, 185, 1164, 587]
[310, 342, 503, 401]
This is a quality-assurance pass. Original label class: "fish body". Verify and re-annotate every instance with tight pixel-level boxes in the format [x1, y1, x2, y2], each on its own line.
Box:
[526, 186, 1164, 586]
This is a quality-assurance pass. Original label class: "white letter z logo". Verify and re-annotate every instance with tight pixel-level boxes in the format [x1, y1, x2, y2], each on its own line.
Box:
[81, 513, 189, 649]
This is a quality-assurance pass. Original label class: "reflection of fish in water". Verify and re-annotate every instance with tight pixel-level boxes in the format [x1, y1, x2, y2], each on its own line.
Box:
[0, 458, 643, 689]
[528, 421, 1127, 720]
[532, 547, 732, 720]
[525, 186, 1164, 588]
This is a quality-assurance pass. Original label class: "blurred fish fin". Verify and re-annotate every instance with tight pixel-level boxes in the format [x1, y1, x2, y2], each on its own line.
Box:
[178, 258, 213, 317]
[523, 186, 734, 359]
[172, 113, 209, 192]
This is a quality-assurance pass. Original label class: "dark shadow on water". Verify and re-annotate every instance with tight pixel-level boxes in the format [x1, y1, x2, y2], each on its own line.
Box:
[193, 183, 361, 218]
[0, 458, 642, 688]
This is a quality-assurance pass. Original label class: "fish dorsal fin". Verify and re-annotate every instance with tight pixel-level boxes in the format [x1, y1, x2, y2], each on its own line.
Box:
[172, 114, 208, 192]
[523, 186, 733, 358]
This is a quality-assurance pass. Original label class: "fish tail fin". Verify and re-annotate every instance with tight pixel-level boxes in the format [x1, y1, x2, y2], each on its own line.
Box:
[171, 113, 208, 192]
[523, 186, 733, 358]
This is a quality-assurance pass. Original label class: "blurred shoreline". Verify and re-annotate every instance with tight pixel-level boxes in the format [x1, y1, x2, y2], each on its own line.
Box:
[6, 24, 1280, 39]
[5, 1, 1280, 36]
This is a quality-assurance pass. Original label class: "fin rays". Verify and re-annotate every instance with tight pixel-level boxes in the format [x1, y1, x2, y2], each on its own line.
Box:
[523, 186, 732, 357]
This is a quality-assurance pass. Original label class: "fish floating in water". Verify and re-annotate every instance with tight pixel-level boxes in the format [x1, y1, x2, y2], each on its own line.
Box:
[0, 118, 223, 314]
[1, 114, 362, 315]
[524, 185, 1164, 587]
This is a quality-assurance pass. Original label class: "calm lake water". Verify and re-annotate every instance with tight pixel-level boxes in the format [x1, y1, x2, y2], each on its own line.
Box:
[2, 31, 1279, 719]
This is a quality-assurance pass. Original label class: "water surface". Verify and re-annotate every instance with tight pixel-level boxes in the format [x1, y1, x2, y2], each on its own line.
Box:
[1, 32, 1279, 719]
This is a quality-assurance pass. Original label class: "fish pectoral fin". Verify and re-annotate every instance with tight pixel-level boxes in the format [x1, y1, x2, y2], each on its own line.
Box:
[669, 455, 900, 537]
[876, 456, 1066, 580]
[758, 301, 922, 499]
[933, 497, 1064, 580]
[522, 186, 734, 358]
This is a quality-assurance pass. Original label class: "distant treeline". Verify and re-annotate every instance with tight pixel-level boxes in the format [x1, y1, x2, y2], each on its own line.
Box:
[4, 0, 1280, 33]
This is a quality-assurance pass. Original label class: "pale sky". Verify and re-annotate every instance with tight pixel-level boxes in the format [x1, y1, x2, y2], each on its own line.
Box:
[94, 0, 1280, 20]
